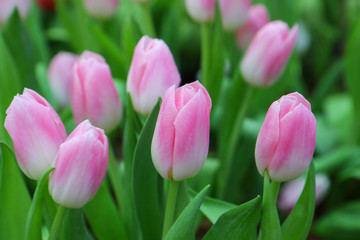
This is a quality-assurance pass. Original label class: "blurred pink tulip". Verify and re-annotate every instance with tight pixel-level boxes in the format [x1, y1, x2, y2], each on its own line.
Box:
[48, 51, 78, 108]
[72, 51, 122, 132]
[127, 36, 181, 115]
[184, 0, 215, 23]
[240, 21, 299, 87]
[83, 0, 119, 19]
[236, 4, 269, 50]
[219, 0, 251, 31]
[0, 0, 30, 24]
[151, 81, 212, 181]
[4, 88, 67, 180]
[49, 120, 108, 208]
[278, 174, 330, 213]
[255, 92, 316, 182]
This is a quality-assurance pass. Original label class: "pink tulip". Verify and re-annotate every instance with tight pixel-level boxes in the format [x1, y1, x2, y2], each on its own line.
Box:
[127, 36, 181, 115]
[4, 88, 67, 180]
[48, 51, 78, 108]
[236, 4, 269, 50]
[278, 174, 330, 213]
[0, 0, 31, 24]
[83, 0, 119, 19]
[72, 51, 122, 132]
[151, 81, 212, 181]
[219, 0, 251, 31]
[184, 0, 215, 23]
[255, 92, 316, 182]
[240, 21, 299, 87]
[49, 120, 108, 208]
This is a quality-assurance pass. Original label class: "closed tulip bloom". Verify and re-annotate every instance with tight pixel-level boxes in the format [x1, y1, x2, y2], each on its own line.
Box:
[127, 36, 181, 115]
[255, 92, 316, 182]
[48, 52, 78, 108]
[49, 120, 108, 208]
[219, 0, 251, 31]
[184, 0, 215, 23]
[0, 0, 30, 24]
[278, 174, 330, 213]
[241, 21, 299, 87]
[37, 0, 56, 11]
[83, 0, 119, 19]
[72, 51, 122, 132]
[151, 81, 212, 181]
[4, 88, 67, 180]
[236, 4, 269, 50]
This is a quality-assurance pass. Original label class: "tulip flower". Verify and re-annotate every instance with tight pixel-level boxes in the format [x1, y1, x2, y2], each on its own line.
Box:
[83, 0, 119, 19]
[72, 51, 122, 132]
[127, 36, 181, 115]
[184, 0, 215, 23]
[255, 92, 316, 182]
[218, 0, 251, 31]
[151, 81, 212, 181]
[48, 51, 78, 108]
[4, 88, 67, 180]
[240, 21, 299, 87]
[0, 0, 31, 24]
[236, 4, 269, 50]
[49, 120, 108, 208]
[278, 174, 330, 213]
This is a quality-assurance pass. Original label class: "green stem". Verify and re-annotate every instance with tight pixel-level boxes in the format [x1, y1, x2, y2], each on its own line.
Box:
[108, 147, 123, 212]
[48, 205, 68, 240]
[162, 180, 180, 239]
[260, 171, 281, 240]
[201, 23, 211, 89]
[140, 3, 156, 37]
[217, 85, 256, 198]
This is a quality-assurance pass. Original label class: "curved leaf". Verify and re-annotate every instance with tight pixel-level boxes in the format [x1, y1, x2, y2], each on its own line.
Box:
[203, 196, 261, 240]
[281, 162, 316, 240]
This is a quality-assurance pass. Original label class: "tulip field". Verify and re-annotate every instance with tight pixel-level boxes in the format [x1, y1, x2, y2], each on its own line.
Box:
[0, 0, 359, 239]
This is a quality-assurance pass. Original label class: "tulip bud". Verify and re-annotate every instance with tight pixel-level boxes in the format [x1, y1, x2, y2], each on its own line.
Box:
[127, 36, 181, 115]
[151, 81, 212, 181]
[184, 0, 215, 23]
[236, 4, 269, 50]
[72, 51, 122, 132]
[218, 0, 251, 31]
[278, 174, 330, 213]
[83, 0, 119, 19]
[240, 21, 299, 87]
[255, 92, 316, 182]
[4, 88, 67, 180]
[0, 0, 31, 24]
[48, 51, 78, 108]
[49, 120, 108, 208]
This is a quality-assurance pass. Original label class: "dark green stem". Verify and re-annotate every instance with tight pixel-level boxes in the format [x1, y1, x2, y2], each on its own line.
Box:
[201, 23, 211, 89]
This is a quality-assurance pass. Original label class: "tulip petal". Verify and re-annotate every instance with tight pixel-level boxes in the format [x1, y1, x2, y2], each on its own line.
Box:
[268, 104, 316, 181]
[255, 101, 280, 176]
[172, 90, 210, 181]
[151, 86, 178, 179]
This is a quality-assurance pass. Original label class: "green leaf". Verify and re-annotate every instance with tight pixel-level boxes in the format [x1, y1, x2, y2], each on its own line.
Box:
[314, 201, 360, 240]
[189, 189, 236, 224]
[281, 162, 316, 240]
[25, 167, 54, 240]
[133, 101, 163, 240]
[84, 183, 127, 240]
[0, 142, 31, 240]
[203, 196, 261, 240]
[35, 62, 56, 108]
[165, 185, 210, 240]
